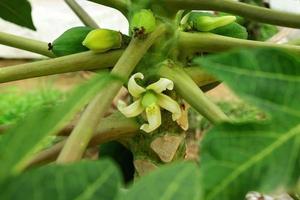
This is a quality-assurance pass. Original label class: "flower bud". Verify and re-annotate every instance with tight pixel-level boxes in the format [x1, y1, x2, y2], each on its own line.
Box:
[82, 29, 122, 53]
[130, 9, 156, 38]
[184, 12, 236, 32]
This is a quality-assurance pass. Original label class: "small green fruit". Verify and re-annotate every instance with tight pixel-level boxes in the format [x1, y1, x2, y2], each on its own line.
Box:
[211, 22, 248, 39]
[141, 91, 157, 108]
[51, 26, 93, 57]
[82, 29, 122, 53]
[183, 12, 236, 32]
[130, 9, 156, 38]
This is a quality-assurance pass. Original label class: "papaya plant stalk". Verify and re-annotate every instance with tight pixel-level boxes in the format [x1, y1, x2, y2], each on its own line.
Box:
[159, 64, 229, 124]
[88, 0, 129, 16]
[64, 0, 99, 28]
[28, 112, 139, 168]
[0, 50, 122, 83]
[0, 32, 55, 57]
[166, 0, 300, 28]
[57, 25, 167, 163]
[179, 32, 300, 55]
[0, 57, 216, 92]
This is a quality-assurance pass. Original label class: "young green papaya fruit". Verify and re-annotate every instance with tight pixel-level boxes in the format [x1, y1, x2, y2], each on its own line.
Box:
[82, 29, 122, 53]
[211, 22, 248, 39]
[51, 26, 93, 57]
[182, 12, 236, 32]
[130, 9, 156, 38]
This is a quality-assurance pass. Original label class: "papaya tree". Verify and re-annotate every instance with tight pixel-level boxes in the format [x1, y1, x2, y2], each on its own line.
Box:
[0, 0, 300, 199]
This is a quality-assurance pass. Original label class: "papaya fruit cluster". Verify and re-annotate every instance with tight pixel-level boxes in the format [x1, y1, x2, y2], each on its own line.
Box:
[49, 9, 157, 57]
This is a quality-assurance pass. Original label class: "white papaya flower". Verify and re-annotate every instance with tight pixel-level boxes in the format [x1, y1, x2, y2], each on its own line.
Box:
[118, 73, 182, 133]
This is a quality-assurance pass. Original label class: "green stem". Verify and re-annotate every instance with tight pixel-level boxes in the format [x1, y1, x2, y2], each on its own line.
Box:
[88, 0, 128, 16]
[166, 0, 300, 28]
[0, 50, 217, 87]
[27, 112, 139, 167]
[57, 25, 167, 163]
[0, 32, 55, 57]
[179, 32, 300, 55]
[159, 64, 229, 124]
[0, 50, 122, 83]
[65, 0, 99, 28]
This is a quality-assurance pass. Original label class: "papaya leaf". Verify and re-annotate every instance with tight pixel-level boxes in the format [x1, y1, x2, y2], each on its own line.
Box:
[201, 122, 300, 200]
[194, 48, 300, 127]
[0, 73, 120, 179]
[193, 48, 300, 200]
[0, 160, 122, 200]
[121, 162, 202, 200]
[0, 0, 35, 30]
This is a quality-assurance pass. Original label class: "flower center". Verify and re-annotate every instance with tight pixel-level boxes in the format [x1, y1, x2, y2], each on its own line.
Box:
[141, 91, 157, 108]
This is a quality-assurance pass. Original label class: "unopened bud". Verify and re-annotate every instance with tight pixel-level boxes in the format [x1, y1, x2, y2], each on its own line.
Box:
[130, 9, 156, 38]
[82, 29, 122, 53]
[184, 12, 236, 32]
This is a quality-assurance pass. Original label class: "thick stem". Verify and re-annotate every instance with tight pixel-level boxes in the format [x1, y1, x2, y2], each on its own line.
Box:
[159, 64, 229, 124]
[88, 0, 128, 16]
[0, 50, 122, 83]
[57, 25, 167, 163]
[0, 32, 55, 57]
[0, 51, 216, 87]
[166, 0, 300, 28]
[179, 32, 300, 55]
[65, 0, 99, 28]
[27, 112, 139, 167]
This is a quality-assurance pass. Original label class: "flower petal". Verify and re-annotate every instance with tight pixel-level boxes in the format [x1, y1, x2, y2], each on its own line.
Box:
[157, 94, 182, 121]
[117, 99, 144, 118]
[146, 78, 174, 93]
[128, 73, 146, 98]
[140, 103, 161, 133]
[176, 102, 190, 131]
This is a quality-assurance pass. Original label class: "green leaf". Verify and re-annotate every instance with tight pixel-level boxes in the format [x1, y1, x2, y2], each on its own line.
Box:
[0, 160, 122, 200]
[0, 73, 119, 178]
[194, 48, 300, 127]
[193, 48, 300, 199]
[201, 123, 300, 200]
[121, 162, 202, 200]
[0, 0, 35, 30]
